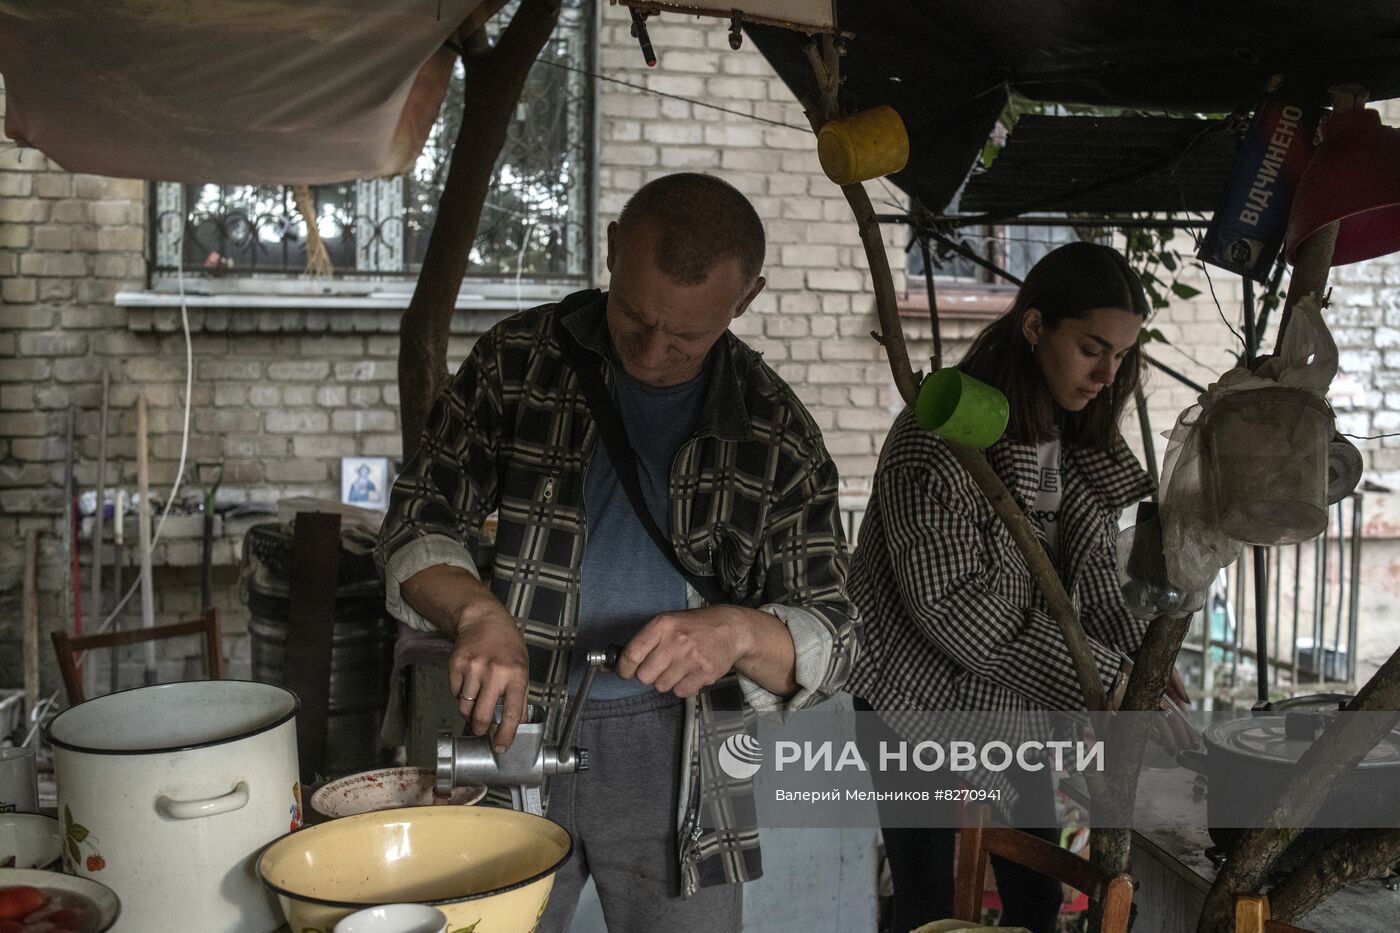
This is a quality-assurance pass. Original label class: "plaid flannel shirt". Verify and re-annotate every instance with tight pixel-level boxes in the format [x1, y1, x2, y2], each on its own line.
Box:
[375, 289, 858, 895]
[848, 407, 1154, 770]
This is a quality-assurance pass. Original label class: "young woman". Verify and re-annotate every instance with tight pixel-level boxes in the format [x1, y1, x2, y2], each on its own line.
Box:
[849, 241, 1185, 932]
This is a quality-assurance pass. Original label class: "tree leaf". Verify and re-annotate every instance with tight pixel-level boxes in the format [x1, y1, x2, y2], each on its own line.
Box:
[64, 805, 73, 829]
[980, 140, 1002, 170]
[69, 823, 90, 843]
[1160, 252, 1178, 272]
[66, 838, 80, 864]
[1171, 282, 1202, 300]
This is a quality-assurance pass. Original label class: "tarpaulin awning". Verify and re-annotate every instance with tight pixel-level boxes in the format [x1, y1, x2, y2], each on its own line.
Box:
[749, 1, 1400, 214]
[0, 0, 478, 184]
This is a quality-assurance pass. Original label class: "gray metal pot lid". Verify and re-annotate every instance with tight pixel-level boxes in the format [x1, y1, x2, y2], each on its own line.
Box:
[1266, 693, 1352, 712]
[1203, 716, 1400, 768]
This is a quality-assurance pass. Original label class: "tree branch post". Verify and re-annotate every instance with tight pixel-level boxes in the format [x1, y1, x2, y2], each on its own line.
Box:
[1196, 644, 1400, 933]
[398, 0, 562, 461]
[1089, 613, 1193, 876]
[1267, 828, 1400, 922]
[797, 36, 1107, 714]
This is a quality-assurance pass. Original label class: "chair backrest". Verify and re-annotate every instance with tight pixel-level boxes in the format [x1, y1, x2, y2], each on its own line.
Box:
[954, 806, 1134, 933]
[50, 608, 224, 704]
[1235, 895, 1316, 933]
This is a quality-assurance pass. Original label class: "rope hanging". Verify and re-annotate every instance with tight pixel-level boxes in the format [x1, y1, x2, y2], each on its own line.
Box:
[292, 184, 334, 278]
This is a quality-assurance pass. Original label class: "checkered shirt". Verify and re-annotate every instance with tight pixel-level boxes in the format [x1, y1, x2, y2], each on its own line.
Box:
[375, 289, 858, 895]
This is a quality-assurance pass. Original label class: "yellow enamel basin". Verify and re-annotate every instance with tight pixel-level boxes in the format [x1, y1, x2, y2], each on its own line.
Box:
[256, 805, 572, 933]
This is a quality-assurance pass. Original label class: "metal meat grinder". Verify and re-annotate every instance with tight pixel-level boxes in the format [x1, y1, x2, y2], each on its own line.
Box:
[436, 646, 619, 814]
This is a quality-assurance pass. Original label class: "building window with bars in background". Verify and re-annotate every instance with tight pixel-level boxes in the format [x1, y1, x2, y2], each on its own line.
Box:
[907, 220, 1082, 287]
[150, 0, 594, 289]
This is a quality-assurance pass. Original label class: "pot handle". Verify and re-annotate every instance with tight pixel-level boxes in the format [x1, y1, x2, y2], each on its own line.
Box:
[1176, 748, 1210, 774]
[157, 781, 250, 820]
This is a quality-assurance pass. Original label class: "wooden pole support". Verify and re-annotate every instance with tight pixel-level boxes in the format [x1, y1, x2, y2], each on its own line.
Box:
[22, 529, 40, 713]
[799, 34, 1106, 712]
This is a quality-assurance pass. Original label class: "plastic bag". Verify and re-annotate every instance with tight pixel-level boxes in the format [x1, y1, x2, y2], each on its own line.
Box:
[1117, 502, 1205, 618]
[1157, 295, 1336, 590]
[1157, 404, 1240, 594]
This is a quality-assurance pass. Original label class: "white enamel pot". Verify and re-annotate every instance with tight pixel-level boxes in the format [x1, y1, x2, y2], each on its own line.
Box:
[47, 680, 301, 933]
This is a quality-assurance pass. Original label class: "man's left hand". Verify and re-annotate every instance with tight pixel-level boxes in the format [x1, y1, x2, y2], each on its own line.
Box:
[617, 606, 749, 698]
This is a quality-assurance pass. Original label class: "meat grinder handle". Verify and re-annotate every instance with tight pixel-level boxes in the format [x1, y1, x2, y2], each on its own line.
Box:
[556, 644, 623, 756]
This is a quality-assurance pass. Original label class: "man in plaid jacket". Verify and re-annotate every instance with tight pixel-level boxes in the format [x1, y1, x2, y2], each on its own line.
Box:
[375, 173, 857, 932]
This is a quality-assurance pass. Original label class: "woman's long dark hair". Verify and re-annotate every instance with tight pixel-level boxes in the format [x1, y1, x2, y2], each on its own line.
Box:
[956, 241, 1149, 449]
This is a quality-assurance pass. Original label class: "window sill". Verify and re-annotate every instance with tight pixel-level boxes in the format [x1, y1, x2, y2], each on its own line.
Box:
[120, 276, 581, 309]
[898, 284, 1017, 319]
[116, 279, 586, 334]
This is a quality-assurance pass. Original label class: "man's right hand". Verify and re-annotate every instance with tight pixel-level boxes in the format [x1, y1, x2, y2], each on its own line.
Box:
[397, 564, 532, 751]
[448, 605, 530, 752]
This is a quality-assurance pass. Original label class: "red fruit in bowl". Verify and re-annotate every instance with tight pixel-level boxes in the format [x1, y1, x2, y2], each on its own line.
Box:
[0, 885, 47, 919]
[86, 854, 106, 872]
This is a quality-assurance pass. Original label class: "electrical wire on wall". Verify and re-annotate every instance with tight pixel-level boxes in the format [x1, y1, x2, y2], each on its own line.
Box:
[24, 220, 198, 746]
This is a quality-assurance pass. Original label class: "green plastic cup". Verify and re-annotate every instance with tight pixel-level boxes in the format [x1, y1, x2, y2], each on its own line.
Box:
[915, 368, 1010, 449]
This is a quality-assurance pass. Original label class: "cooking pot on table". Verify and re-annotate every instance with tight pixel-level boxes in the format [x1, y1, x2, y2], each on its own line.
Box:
[1178, 711, 1400, 867]
[47, 680, 300, 932]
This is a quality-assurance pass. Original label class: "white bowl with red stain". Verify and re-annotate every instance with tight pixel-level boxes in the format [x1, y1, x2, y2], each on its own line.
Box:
[310, 768, 485, 821]
[0, 867, 121, 931]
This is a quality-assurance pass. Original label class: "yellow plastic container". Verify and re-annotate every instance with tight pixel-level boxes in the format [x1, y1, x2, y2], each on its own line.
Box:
[817, 105, 910, 185]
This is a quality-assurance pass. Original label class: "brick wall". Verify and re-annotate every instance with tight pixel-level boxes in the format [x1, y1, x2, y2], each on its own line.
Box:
[3, 18, 1397, 700]
[593, 4, 907, 488]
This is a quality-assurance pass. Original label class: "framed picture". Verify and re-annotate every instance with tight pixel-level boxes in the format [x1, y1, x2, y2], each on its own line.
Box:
[341, 456, 390, 509]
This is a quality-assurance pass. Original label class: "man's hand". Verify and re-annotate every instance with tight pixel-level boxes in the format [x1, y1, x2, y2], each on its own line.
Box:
[399, 565, 532, 752]
[449, 605, 530, 751]
[617, 606, 749, 698]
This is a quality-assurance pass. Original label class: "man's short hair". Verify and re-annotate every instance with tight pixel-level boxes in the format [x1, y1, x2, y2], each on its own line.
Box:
[616, 173, 766, 285]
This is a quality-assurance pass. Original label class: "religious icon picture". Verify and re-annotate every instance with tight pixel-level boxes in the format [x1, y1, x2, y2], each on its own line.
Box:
[341, 456, 389, 509]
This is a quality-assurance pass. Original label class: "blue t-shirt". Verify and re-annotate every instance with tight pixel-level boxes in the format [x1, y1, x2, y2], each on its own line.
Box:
[569, 359, 711, 698]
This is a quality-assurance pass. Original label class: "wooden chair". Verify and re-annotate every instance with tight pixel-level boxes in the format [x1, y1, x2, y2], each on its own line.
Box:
[1235, 895, 1316, 933]
[51, 608, 224, 704]
[953, 806, 1134, 933]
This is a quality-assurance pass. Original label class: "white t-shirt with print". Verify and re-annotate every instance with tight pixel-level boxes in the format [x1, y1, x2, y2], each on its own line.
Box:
[1031, 437, 1063, 557]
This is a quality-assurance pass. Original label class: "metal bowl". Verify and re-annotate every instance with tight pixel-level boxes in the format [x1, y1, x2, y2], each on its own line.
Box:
[257, 805, 572, 933]
[0, 812, 62, 869]
[310, 767, 485, 821]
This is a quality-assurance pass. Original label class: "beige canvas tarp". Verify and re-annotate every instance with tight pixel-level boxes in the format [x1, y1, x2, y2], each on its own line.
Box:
[0, 0, 479, 183]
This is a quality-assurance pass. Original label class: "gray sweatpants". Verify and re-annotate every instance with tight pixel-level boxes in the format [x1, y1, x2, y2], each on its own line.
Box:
[537, 690, 743, 933]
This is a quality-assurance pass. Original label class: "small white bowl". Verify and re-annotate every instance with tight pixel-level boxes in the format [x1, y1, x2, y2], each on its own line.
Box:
[310, 767, 485, 820]
[0, 867, 121, 931]
[334, 903, 448, 933]
[0, 812, 62, 869]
